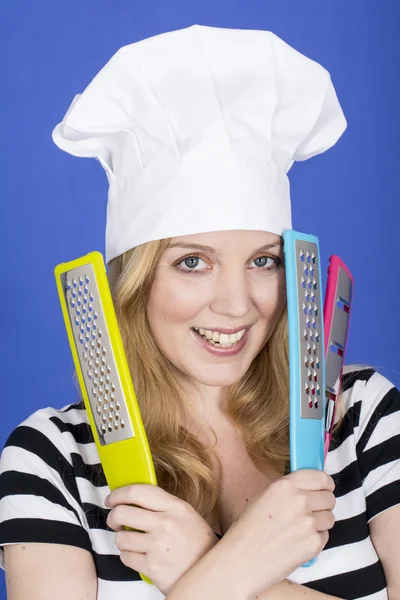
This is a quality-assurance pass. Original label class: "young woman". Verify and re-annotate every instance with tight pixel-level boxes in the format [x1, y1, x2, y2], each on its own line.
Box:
[1, 24, 399, 600]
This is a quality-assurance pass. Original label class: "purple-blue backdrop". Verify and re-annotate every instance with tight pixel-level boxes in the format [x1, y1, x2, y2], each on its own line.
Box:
[1, 1, 399, 596]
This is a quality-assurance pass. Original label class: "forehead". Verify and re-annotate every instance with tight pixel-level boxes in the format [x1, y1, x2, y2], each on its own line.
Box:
[168, 230, 283, 250]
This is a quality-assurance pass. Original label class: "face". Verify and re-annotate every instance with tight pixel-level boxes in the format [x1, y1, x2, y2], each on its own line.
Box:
[146, 230, 286, 399]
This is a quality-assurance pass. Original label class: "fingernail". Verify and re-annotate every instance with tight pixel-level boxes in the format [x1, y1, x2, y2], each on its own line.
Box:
[104, 495, 110, 506]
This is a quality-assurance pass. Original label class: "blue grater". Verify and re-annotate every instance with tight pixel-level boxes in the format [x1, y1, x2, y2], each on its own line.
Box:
[283, 230, 327, 568]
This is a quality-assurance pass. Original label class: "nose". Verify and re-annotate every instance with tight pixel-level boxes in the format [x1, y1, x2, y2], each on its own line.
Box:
[209, 266, 253, 318]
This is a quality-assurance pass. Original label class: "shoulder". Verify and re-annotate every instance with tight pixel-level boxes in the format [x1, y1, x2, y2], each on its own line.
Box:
[338, 364, 400, 445]
[1, 401, 97, 475]
[3, 401, 88, 445]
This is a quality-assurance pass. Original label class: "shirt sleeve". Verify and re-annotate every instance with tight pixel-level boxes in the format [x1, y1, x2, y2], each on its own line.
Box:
[0, 408, 92, 569]
[355, 370, 400, 522]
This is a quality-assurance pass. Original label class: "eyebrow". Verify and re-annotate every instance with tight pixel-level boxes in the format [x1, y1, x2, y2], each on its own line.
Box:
[167, 240, 283, 254]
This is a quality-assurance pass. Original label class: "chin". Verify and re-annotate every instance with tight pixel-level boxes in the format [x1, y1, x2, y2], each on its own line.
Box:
[198, 376, 242, 388]
[188, 364, 249, 388]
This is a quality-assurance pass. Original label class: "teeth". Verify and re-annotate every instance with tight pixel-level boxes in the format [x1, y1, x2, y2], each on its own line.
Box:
[194, 327, 246, 347]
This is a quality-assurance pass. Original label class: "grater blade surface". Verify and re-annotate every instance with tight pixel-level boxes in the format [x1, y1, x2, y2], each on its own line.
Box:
[295, 240, 324, 421]
[62, 264, 134, 446]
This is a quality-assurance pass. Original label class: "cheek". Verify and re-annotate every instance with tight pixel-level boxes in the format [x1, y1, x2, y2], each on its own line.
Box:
[147, 276, 207, 326]
[254, 278, 287, 320]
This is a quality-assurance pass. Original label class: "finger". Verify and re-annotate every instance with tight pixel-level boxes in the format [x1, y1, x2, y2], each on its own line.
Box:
[105, 484, 177, 512]
[306, 490, 336, 512]
[119, 549, 150, 575]
[287, 469, 335, 492]
[313, 510, 336, 531]
[316, 530, 330, 552]
[115, 529, 149, 554]
[304, 530, 330, 562]
[107, 504, 159, 533]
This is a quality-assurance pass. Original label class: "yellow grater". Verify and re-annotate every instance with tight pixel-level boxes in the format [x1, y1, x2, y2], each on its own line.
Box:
[54, 251, 157, 585]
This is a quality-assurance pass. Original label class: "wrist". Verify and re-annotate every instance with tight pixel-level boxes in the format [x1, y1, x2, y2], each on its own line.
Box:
[210, 530, 274, 600]
[168, 535, 254, 600]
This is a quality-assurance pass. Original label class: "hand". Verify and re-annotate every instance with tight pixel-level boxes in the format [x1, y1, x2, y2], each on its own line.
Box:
[105, 484, 219, 595]
[218, 469, 336, 599]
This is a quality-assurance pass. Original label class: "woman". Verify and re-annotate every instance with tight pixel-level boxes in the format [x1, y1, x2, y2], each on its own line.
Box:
[1, 24, 400, 600]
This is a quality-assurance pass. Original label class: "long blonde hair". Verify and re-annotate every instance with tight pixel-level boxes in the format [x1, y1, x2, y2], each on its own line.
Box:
[86, 238, 345, 519]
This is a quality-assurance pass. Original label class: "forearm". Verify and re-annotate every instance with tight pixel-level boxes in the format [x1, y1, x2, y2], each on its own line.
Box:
[256, 579, 342, 600]
[167, 539, 343, 600]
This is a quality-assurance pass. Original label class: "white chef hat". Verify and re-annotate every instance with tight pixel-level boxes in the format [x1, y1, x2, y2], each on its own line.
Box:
[52, 24, 347, 264]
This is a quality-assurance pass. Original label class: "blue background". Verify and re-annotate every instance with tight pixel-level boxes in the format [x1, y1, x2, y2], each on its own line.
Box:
[1, 1, 399, 596]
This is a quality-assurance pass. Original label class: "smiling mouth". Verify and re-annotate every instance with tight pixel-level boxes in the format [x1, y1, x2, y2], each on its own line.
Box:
[191, 327, 246, 347]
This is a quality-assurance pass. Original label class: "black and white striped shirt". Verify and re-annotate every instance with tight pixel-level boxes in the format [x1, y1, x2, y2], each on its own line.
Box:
[0, 365, 399, 599]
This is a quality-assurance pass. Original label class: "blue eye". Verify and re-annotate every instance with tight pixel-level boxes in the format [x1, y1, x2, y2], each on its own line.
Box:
[184, 257, 200, 269]
[254, 256, 271, 268]
[253, 255, 281, 271]
[177, 256, 207, 272]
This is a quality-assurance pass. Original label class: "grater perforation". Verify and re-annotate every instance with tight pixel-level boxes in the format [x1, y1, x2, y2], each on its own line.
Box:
[62, 264, 134, 445]
[295, 240, 323, 419]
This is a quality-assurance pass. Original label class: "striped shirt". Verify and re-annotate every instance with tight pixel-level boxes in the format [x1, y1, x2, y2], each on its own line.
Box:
[0, 365, 399, 599]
